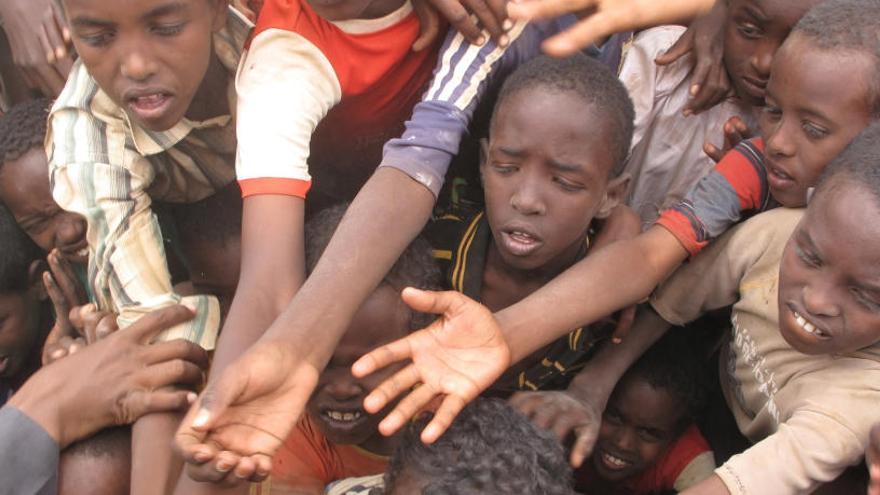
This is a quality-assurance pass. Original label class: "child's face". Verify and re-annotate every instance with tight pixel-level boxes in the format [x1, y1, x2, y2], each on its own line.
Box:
[778, 182, 880, 355]
[306, 284, 411, 446]
[759, 35, 875, 207]
[0, 290, 42, 380]
[591, 375, 684, 483]
[0, 150, 88, 265]
[63, 0, 227, 131]
[482, 88, 626, 272]
[723, 0, 823, 107]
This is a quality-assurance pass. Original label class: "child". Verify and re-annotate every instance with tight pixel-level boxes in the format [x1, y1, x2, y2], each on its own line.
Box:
[0, 98, 87, 265]
[58, 426, 132, 495]
[0, 204, 51, 402]
[426, 53, 633, 393]
[378, 398, 574, 495]
[571, 334, 714, 494]
[635, 122, 880, 494]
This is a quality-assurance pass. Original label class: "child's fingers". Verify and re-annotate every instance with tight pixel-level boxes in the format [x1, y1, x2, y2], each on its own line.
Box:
[377, 380, 438, 437]
[352, 336, 414, 378]
[400, 287, 467, 316]
[655, 29, 694, 66]
[421, 394, 467, 444]
[52, 251, 87, 304]
[703, 142, 725, 163]
[610, 306, 636, 344]
[43, 271, 71, 320]
[411, 0, 440, 52]
[462, 0, 504, 43]
[507, 0, 597, 23]
[570, 424, 600, 468]
[364, 363, 422, 414]
[539, 10, 618, 57]
[508, 391, 541, 418]
[430, 0, 485, 45]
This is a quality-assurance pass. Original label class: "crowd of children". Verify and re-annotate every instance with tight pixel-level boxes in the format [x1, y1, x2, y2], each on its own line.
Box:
[2, 0, 880, 493]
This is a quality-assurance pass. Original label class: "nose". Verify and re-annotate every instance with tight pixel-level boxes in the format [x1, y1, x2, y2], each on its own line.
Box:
[323, 374, 363, 401]
[510, 174, 546, 216]
[611, 426, 637, 452]
[55, 214, 87, 250]
[750, 41, 775, 80]
[765, 117, 796, 159]
[119, 44, 158, 82]
[802, 279, 841, 318]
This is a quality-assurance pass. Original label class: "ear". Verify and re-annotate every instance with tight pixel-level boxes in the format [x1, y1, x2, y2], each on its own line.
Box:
[211, 0, 229, 32]
[28, 259, 49, 302]
[594, 172, 631, 220]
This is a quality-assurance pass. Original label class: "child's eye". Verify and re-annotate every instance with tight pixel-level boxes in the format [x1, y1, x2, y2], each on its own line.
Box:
[736, 21, 762, 39]
[852, 288, 880, 311]
[802, 122, 829, 140]
[491, 163, 517, 175]
[762, 105, 782, 121]
[78, 30, 115, 47]
[637, 429, 663, 443]
[795, 245, 821, 268]
[553, 177, 584, 193]
[152, 23, 186, 37]
[603, 411, 623, 425]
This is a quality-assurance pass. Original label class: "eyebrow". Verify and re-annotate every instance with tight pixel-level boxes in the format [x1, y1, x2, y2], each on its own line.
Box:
[741, 4, 769, 23]
[70, 1, 188, 28]
[548, 159, 585, 174]
[495, 146, 525, 158]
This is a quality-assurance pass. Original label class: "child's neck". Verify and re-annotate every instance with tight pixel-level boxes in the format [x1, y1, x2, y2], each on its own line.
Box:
[359, 429, 401, 457]
[185, 51, 231, 123]
[480, 238, 585, 313]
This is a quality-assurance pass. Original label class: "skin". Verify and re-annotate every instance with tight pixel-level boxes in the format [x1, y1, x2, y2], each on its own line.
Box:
[759, 35, 875, 207]
[62, 0, 229, 132]
[722, 0, 823, 108]
[0, 286, 44, 382]
[307, 284, 410, 455]
[0, 149, 88, 264]
[586, 376, 684, 486]
[59, 446, 132, 495]
[179, 234, 241, 318]
[777, 182, 880, 356]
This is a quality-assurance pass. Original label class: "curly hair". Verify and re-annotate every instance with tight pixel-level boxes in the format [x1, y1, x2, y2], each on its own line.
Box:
[304, 203, 442, 331]
[0, 203, 44, 293]
[793, 0, 880, 117]
[817, 122, 880, 204]
[384, 398, 575, 495]
[0, 98, 51, 167]
[623, 331, 708, 430]
[492, 54, 635, 176]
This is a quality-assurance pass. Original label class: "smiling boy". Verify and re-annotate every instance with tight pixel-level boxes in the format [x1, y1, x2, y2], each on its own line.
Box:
[426, 54, 632, 392]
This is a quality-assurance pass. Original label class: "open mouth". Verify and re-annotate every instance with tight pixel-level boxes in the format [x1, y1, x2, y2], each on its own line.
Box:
[126, 92, 174, 122]
[499, 227, 543, 257]
[792, 310, 830, 339]
[766, 162, 796, 191]
[597, 449, 634, 471]
[323, 410, 364, 423]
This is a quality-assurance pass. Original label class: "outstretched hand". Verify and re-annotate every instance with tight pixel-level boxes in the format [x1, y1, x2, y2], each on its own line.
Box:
[704, 115, 752, 162]
[352, 288, 511, 444]
[510, 390, 604, 468]
[507, 0, 715, 57]
[175, 339, 321, 482]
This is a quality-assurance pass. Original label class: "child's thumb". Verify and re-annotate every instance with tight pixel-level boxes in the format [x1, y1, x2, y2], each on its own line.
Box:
[190, 372, 241, 431]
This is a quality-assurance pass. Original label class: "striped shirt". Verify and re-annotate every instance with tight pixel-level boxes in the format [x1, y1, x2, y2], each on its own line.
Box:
[44, 8, 253, 348]
[656, 138, 776, 256]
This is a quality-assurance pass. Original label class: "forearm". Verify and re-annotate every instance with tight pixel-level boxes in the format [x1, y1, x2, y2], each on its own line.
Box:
[682, 474, 731, 495]
[261, 168, 435, 367]
[497, 226, 687, 363]
[210, 195, 306, 374]
[131, 412, 185, 495]
[567, 306, 671, 405]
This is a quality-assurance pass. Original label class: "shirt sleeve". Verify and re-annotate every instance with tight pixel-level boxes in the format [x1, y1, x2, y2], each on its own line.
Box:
[0, 406, 59, 495]
[46, 80, 220, 349]
[654, 139, 768, 256]
[235, 27, 341, 198]
[378, 20, 545, 196]
[717, 405, 871, 495]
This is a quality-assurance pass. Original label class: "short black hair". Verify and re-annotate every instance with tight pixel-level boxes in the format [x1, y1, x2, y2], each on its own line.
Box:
[0, 98, 51, 167]
[62, 426, 132, 459]
[304, 203, 441, 330]
[793, 0, 880, 117]
[491, 54, 635, 176]
[816, 121, 880, 203]
[0, 204, 44, 293]
[384, 398, 574, 495]
[621, 331, 708, 430]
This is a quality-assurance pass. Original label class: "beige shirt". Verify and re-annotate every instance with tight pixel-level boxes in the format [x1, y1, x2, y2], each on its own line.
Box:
[651, 208, 880, 494]
[619, 26, 754, 227]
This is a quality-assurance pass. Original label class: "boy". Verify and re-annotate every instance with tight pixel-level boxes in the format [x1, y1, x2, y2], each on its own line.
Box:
[346, 0, 880, 444]
[380, 398, 574, 494]
[640, 122, 880, 494]
[58, 426, 132, 495]
[0, 98, 87, 265]
[515, 333, 714, 494]
[0, 204, 51, 403]
[425, 53, 633, 392]
[179, 203, 440, 494]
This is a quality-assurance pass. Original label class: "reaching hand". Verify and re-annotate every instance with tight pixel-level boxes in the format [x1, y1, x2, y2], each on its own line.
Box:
[704, 115, 752, 162]
[424, 0, 511, 46]
[655, 1, 730, 115]
[175, 339, 321, 482]
[510, 390, 603, 467]
[0, 0, 74, 97]
[41, 249, 88, 364]
[352, 288, 511, 444]
[507, 0, 715, 57]
[412, 0, 443, 52]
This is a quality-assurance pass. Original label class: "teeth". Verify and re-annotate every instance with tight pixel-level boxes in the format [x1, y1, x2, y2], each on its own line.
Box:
[794, 312, 822, 336]
[325, 410, 362, 422]
[602, 452, 629, 468]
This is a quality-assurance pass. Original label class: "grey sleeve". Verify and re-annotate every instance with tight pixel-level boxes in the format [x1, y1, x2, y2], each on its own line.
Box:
[0, 406, 59, 495]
